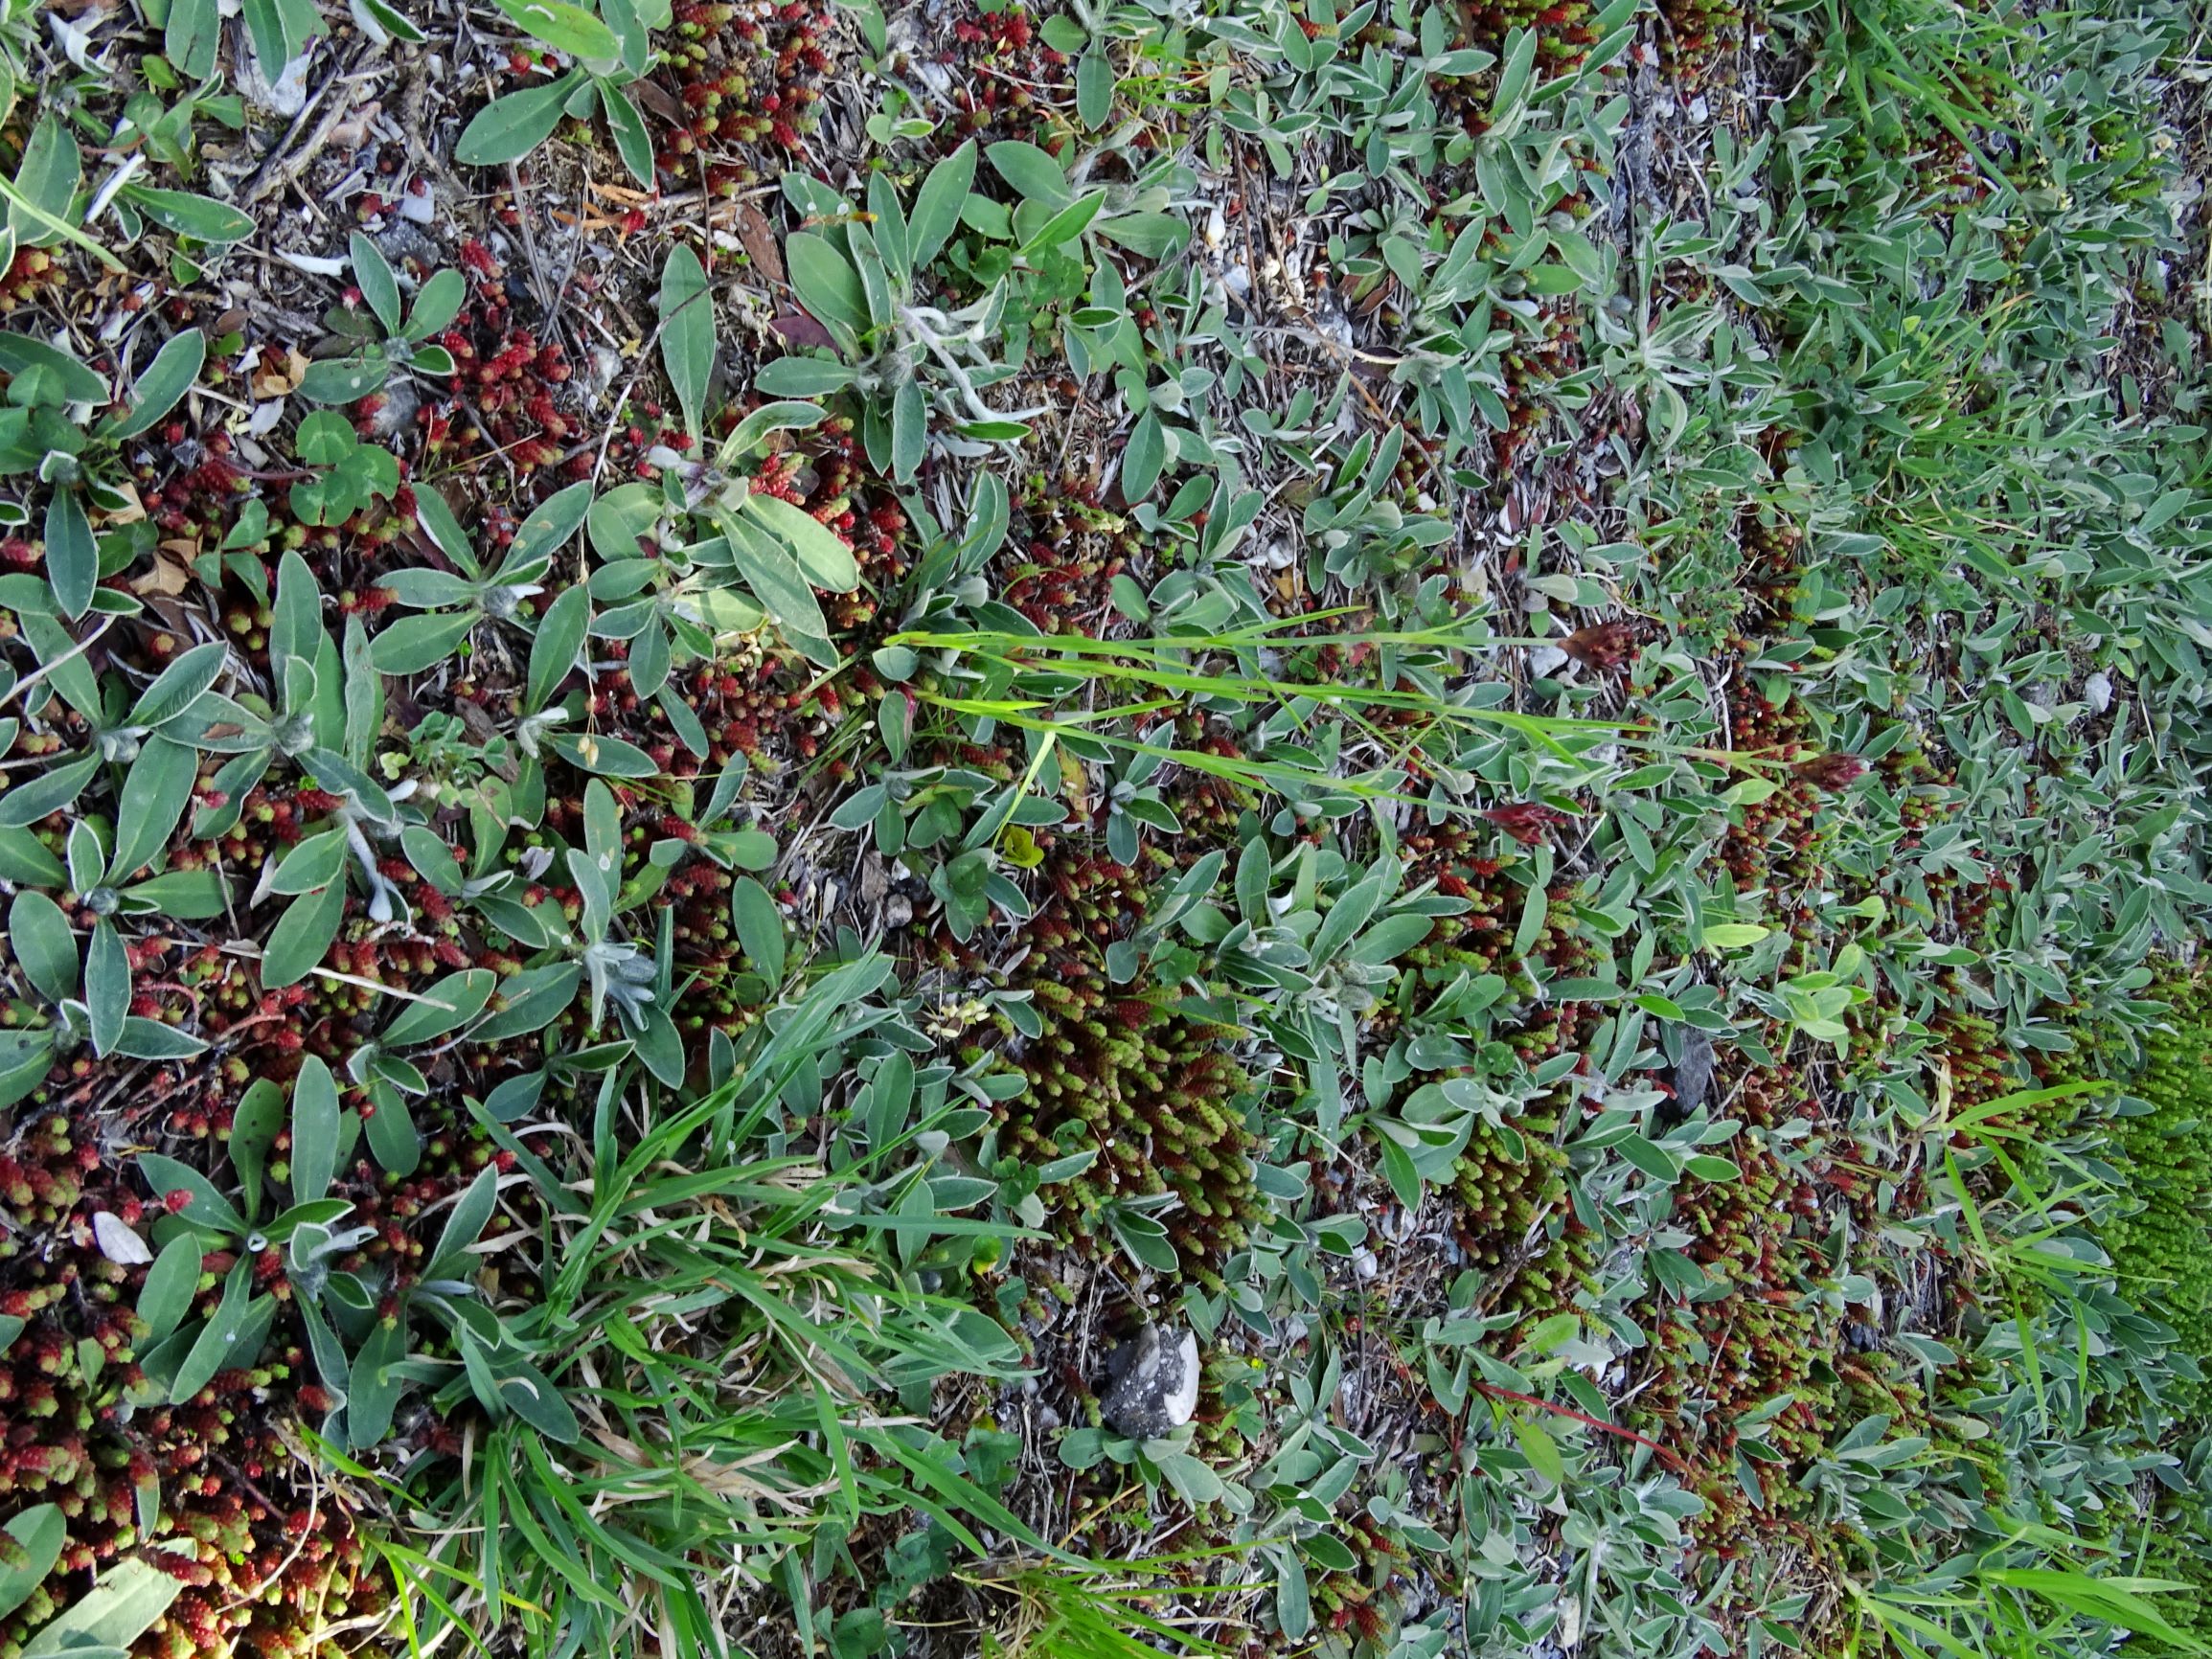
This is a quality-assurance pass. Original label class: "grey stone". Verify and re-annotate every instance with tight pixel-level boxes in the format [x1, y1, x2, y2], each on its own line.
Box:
[366, 375, 420, 440]
[1667, 1028, 1716, 1120]
[1099, 1323, 1199, 1440]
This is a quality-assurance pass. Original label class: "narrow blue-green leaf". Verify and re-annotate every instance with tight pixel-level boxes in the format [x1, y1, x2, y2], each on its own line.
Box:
[658, 243, 715, 440]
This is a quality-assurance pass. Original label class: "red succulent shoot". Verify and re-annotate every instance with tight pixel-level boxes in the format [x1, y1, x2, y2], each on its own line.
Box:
[1478, 803, 1574, 845]
[1790, 753, 1867, 791]
[1558, 621, 1640, 670]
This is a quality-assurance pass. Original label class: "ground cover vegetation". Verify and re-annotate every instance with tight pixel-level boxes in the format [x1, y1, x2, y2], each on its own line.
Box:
[0, 0, 2209, 1655]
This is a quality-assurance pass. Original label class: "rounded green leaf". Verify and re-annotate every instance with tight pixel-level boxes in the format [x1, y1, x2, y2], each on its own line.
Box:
[17, 1554, 184, 1659]
[658, 243, 715, 440]
[509, 478, 597, 570]
[0, 749, 99, 829]
[120, 185, 257, 245]
[742, 492, 859, 591]
[112, 1017, 209, 1060]
[731, 876, 786, 985]
[120, 867, 229, 920]
[297, 354, 392, 406]
[492, 0, 620, 58]
[84, 919, 128, 1057]
[107, 328, 207, 441]
[126, 640, 229, 729]
[363, 1085, 420, 1176]
[907, 140, 976, 270]
[0, 334, 107, 404]
[350, 233, 403, 336]
[169, 1262, 261, 1403]
[0, 1504, 63, 1622]
[0, 1032, 55, 1113]
[7, 890, 78, 1004]
[105, 737, 200, 882]
[495, 1353, 581, 1443]
[754, 356, 855, 397]
[43, 488, 96, 620]
[784, 232, 867, 333]
[543, 730, 659, 777]
[291, 1057, 340, 1206]
[379, 968, 495, 1048]
[261, 880, 347, 990]
[455, 71, 587, 169]
[137, 1152, 245, 1236]
[370, 609, 481, 675]
[9, 118, 80, 249]
[986, 140, 1072, 206]
[405, 268, 468, 342]
[525, 583, 590, 714]
[136, 1235, 204, 1348]
[1121, 410, 1166, 503]
[0, 826, 65, 886]
[344, 1318, 407, 1448]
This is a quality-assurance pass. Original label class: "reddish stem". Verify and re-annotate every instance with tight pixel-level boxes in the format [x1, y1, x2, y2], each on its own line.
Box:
[1471, 1379, 1694, 1476]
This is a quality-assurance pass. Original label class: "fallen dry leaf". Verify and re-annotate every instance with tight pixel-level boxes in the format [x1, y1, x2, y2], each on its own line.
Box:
[96, 481, 146, 525]
[251, 348, 308, 399]
[132, 542, 196, 596]
[627, 80, 684, 125]
[735, 201, 784, 284]
[772, 310, 835, 351]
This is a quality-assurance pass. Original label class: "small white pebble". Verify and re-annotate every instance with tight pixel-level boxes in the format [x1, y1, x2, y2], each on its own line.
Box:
[93, 1213, 152, 1265]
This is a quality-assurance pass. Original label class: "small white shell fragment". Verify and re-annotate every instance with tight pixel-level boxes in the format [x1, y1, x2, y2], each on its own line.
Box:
[1158, 1328, 1199, 1427]
[238, 44, 314, 118]
[93, 1212, 153, 1265]
[1557, 1596, 1584, 1648]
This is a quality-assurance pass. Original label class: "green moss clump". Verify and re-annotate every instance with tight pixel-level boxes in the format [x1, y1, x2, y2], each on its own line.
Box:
[2099, 985, 2212, 1412]
[2136, 1496, 2212, 1646]
[985, 955, 1263, 1289]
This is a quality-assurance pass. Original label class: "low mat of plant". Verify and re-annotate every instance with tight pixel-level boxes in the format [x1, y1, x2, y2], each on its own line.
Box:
[1, 1, 2211, 1658]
